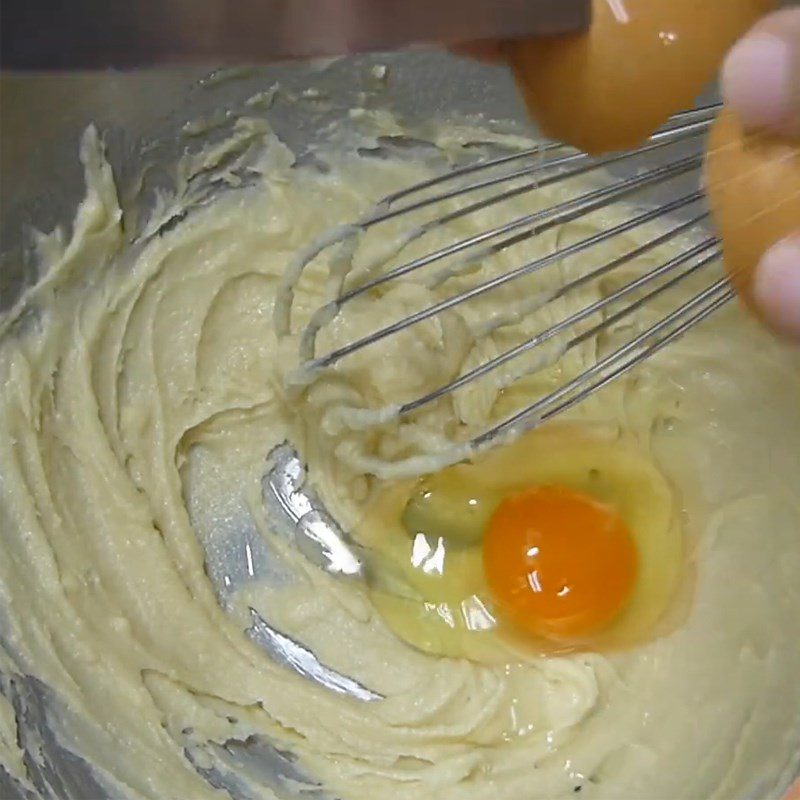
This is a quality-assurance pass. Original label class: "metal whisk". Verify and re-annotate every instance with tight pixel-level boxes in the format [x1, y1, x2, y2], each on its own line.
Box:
[275, 104, 729, 470]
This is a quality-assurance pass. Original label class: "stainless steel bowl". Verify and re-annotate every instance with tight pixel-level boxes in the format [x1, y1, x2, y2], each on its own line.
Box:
[0, 53, 797, 800]
[1, 52, 531, 309]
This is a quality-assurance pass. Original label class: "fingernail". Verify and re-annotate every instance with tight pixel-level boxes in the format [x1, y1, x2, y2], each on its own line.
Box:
[722, 33, 795, 129]
[753, 236, 800, 340]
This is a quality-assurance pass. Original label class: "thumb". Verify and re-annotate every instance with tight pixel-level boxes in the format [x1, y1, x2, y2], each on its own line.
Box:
[721, 7, 800, 135]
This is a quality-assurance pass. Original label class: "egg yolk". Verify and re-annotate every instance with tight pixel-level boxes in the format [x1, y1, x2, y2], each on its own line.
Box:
[483, 485, 637, 641]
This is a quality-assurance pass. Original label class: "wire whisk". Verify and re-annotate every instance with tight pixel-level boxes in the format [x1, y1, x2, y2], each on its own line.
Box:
[275, 104, 730, 474]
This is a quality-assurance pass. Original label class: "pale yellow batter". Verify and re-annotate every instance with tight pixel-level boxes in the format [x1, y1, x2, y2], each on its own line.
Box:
[0, 114, 799, 800]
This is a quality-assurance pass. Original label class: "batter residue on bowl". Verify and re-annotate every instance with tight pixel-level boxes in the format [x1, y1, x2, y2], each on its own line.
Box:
[1, 110, 799, 800]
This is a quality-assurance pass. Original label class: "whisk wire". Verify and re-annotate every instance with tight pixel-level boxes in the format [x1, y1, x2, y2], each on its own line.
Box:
[278, 104, 732, 465]
[340, 139, 707, 304]
[374, 107, 715, 220]
[399, 232, 720, 417]
[311, 155, 704, 368]
[477, 279, 733, 446]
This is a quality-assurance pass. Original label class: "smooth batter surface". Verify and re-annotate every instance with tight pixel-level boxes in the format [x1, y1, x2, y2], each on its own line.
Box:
[1, 114, 799, 800]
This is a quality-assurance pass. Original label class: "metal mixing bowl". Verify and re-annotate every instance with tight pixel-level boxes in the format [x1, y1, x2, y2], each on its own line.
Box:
[0, 53, 796, 800]
[0, 54, 532, 800]
[0, 53, 531, 304]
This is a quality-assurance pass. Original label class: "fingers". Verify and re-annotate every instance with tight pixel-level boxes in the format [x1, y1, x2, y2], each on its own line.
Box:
[753, 234, 800, 339]
[721, 7, 800, 135]
[722, 8, 800, 340]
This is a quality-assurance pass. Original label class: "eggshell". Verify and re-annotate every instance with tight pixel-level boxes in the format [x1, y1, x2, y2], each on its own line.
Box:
[507, 0, 776, 154]
[705, 107, 800, 317]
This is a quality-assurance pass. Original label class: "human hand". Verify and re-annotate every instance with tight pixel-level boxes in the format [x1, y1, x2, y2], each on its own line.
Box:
[723, 12, 800, 780]
[721, 7, 800, 339]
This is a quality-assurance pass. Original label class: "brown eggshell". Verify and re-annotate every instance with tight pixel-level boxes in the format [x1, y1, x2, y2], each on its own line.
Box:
[705, 107, 800, 317]
[507, 0, 776, 154]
